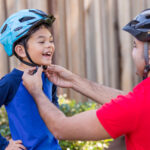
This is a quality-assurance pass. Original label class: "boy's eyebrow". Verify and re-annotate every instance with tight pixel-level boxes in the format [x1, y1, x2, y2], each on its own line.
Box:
[37, 35, 53, 39]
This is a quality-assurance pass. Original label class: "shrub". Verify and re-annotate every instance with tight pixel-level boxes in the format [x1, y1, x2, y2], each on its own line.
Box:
[58, 95, 113, 150]
[0, 94, 113, 149]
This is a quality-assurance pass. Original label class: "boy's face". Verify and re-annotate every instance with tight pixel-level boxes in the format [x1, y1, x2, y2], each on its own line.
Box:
[25, 26, 55, 66]
[132, 39, 146, 77]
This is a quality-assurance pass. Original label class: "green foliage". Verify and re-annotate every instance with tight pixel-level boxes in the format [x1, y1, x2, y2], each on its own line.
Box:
[0, 94, 113, 149]
[0, 106, 11, 138]
[59, 95, 113, 150]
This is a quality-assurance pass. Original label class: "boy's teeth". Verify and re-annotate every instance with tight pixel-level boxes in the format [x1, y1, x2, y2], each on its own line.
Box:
[43, 52, 52, 57]
[43, 52, 51, 56]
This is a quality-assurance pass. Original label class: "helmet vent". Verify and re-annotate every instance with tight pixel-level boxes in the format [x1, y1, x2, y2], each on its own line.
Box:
[14, 26, 23, 31]
[146, 15, 150, 19]
[27, 20, 39, 25]
[19, 16, 35, 22]
[1, 24, 7, 34]
[140, 24, 150, 29]
[130, 20, 139, 26]
[29, 9, 47, 17]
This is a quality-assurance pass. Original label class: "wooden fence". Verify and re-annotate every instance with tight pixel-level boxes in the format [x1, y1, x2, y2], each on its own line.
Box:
[0, 0, 150, 102]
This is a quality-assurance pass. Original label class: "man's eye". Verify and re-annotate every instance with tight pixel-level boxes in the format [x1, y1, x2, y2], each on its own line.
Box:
[133, 42, 136, 48]
[39, 41, 44, 43]
[50, 40, 54, 43]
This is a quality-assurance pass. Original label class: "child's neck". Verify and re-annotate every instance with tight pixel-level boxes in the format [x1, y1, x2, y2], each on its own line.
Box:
[17, 63, 34, 72]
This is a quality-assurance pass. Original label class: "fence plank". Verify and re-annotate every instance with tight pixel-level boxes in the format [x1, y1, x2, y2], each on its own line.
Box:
[107, 0, 120, 88]
[0, 0, 9, 78]
[146, 0, 150, 8]
[100, 0, 110, 86]
[65, 0, 86, 101]
[84, 0, 99, 83]
[93, 0, 103, 84]
[27, 0, 48, 12]
[117, 0, 133, 91]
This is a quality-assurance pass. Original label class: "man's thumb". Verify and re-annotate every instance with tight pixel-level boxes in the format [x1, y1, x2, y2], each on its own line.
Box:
[36, 67, 43, 76]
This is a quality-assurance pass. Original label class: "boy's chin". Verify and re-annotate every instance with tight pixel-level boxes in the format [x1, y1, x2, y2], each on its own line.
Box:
[42, 61, 52, 66]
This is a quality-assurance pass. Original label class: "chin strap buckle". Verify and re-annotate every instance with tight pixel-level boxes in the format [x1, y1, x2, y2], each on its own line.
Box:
[143, 65, 150, 80]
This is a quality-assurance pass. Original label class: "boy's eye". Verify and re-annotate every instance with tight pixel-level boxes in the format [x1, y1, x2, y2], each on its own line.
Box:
[50, 40, 54, 43]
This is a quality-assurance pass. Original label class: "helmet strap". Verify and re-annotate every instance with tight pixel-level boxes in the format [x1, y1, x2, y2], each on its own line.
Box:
[14, 52, 37, 67]
[24, 41, 39, 66]
[143, 42, 150, 79]
[143, 65, 150, 80]
[14, 38, 40, 67]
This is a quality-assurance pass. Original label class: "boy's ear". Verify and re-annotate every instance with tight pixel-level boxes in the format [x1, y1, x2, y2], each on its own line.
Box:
[14, 45, 26, 58]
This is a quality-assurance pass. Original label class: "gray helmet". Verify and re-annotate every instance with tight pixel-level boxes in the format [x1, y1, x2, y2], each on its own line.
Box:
[123, 8, 150, 42]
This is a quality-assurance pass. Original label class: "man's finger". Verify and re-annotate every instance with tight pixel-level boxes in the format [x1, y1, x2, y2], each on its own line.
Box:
[24, 67, 36, 75]
[47, 65, 59, 72]
[36, 67, 43, 76]
[17, 144, 27, 150]
[15, 140, 22, 144]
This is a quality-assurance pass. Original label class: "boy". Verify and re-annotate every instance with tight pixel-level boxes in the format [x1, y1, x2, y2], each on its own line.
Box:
[22, 8, 150, 150]
[0, 9, 61, 150]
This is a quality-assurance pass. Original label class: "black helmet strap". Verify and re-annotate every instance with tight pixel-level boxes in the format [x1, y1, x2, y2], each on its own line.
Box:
[14, 38, 39, 67]
[143, 42, 150, 79]
[24, 45, 39, 66]
[144, 42, 149, 65]
[14, 51, 38, 67]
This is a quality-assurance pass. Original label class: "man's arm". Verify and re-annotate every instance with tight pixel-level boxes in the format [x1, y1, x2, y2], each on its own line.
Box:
[45, 65, 126, 104]
[22, 67, 111, 140]
[28, 90, 110, 140]
[71, 75, 125, 104]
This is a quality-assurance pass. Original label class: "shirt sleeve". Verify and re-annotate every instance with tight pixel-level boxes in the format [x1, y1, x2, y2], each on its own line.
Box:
[0, 75, 19, 106]
[96, 91, 140, 139]
[0, 134, 9, 150]
[0, 104, 9, 149]
[52, 84, 59, 107]
[0, 77, 11, 106]
[0, 77, 13, 149]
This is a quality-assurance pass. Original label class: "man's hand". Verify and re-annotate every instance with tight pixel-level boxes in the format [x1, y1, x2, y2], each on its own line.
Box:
[44, 65, 75, 88]
[5, 139, 26, 150]
[22, 67, 43, 97]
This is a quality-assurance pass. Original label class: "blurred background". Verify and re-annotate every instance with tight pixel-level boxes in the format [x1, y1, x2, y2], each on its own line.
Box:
[0, 0, 150, 102]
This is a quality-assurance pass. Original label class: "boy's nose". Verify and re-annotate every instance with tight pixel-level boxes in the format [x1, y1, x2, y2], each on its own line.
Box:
[47, 43, 55, 52]
[46, 42, 54, 48]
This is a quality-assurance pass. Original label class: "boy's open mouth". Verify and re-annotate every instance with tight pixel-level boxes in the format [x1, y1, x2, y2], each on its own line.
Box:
[42, 51, 52, 58]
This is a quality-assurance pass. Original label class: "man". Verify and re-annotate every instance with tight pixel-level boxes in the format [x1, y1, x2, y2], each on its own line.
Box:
[22, 9, 150, 149]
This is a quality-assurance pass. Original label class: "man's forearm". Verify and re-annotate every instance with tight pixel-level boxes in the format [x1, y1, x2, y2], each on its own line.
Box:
[32, 91, 110, 141]
[31, 91, 66, 139]
[71, 74, 126, 104]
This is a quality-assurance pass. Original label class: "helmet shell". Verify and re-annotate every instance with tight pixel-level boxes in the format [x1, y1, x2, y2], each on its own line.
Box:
[0, 9, 55, 56]
[123, 9, 150, 42]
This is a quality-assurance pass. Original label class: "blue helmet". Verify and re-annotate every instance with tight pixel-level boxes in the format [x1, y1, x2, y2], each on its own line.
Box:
[0, 9, 55, 56]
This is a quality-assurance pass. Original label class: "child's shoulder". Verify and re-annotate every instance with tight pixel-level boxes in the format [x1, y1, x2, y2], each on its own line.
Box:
[0, 69, 23, 105]
[0, 68, 23, 87]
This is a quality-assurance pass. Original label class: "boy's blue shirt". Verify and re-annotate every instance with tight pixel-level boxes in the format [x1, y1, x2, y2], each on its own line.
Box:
[0, 68, 61, 150]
